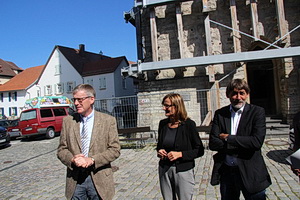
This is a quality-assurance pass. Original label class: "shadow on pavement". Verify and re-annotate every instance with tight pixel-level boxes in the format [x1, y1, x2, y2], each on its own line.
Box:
[266, 149, 294, 164]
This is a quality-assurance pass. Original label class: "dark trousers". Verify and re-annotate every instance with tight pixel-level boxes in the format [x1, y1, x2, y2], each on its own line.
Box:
[220, 165, 266, 200]
[72, 174, 102, 200]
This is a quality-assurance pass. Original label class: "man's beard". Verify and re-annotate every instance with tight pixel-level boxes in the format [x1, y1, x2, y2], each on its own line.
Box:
[232, 101, 245, 110]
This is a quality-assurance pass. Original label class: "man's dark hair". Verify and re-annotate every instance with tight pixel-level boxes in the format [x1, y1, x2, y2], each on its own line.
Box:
[226, 79, 250, 97]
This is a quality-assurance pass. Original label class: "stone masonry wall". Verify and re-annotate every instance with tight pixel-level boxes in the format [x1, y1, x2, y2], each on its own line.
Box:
[137, 0, 300, 124]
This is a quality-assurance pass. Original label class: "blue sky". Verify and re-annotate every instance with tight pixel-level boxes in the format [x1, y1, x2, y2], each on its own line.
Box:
[0, 0, 137, 69]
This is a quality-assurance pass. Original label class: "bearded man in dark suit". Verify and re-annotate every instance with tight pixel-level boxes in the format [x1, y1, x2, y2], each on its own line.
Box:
[209, 79, 271, 200]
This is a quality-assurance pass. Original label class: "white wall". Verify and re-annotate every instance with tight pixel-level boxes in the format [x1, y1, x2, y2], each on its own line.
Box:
[84, 73, 115, 99]
[0, 77, 11, 85]
[37, 49, 83, 99]
[114, 60, 135, 97]
[0, 90, 27, 118]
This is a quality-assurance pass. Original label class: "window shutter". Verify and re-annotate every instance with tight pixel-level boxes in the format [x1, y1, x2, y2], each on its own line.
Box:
[61, 83, 64, 93]
[54, 84, 57, 94]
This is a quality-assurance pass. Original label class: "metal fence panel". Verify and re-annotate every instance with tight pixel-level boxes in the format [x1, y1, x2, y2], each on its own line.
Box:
[94, 88, 221, 130]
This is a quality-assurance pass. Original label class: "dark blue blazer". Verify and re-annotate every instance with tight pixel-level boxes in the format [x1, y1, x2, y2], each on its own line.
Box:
[157, 118, 204, 172]
[209, 103, 271, 193]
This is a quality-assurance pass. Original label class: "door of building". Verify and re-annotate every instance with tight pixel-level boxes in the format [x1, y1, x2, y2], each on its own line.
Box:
[247, 60, 276, 116]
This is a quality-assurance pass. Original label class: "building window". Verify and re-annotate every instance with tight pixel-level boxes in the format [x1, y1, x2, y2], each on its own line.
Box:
[0, 93, 3, 102]
[45, 85, 52, 96]
[0, 108, 4, 118]
[67, 81, 76, 93]
[55, 83, 64, 94]
[55, 64, 61, 75]
[9, 107, 18, 117]
[87, 79, 94, 86]
[11, 91, 17, 101]
[99, 77, 106, 90]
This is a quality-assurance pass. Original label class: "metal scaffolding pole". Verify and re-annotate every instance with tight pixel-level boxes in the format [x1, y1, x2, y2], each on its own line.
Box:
[122, 46, 300, 76]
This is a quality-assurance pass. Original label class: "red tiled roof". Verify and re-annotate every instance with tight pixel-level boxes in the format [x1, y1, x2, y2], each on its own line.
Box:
[0, 65, 44, 92]
[0, 59, 23, 77]
[82, 56, 128, 76]
[128, 61, 136, 65]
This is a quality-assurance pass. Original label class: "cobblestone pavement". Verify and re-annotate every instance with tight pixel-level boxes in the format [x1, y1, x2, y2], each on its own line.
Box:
[0, 136, 299, 200]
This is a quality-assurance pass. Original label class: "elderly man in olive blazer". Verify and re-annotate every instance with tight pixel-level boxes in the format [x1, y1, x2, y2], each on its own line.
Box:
[57, 84, 120, 200]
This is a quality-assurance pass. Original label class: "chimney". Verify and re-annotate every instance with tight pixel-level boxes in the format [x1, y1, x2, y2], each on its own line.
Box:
[79, 44, 85, 56]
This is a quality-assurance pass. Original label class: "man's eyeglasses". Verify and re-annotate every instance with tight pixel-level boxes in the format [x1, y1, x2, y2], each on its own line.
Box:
[163, 104, 174, 109]
[72, 96, 91, 103]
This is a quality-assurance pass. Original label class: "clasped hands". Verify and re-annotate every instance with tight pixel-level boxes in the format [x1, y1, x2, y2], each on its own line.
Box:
[219, 133, 229, 141]
[158, 149, 182, 161]
[71, 154, 94, 168]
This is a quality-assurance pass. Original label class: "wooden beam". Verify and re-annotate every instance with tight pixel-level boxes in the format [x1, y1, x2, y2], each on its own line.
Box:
[204, 15, 215, 82]
[250, 0, 259, 40]
[134, 7, 143, 61]
[204, 15, 212, 55]
[275, 0, 288, 38]
[176, 3, 185, 58]
[229, 0, 241, 53]
[150, 8, 158, 62]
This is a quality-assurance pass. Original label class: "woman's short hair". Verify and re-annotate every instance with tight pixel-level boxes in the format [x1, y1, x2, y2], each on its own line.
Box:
[226, 79, 250, 97]
[73, 84, 96, 98]
[162, 93, 188, 122]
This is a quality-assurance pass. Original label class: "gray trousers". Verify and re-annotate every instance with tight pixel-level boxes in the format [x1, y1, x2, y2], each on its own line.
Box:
[72, 175, 102, 200]
[159, 165, 195, 200]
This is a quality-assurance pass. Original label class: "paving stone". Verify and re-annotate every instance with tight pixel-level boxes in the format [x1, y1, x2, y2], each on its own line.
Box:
[0, 136, 299, 199]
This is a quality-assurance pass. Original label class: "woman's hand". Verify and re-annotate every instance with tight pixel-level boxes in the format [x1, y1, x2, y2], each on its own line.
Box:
[167, 151, 182, 161]
[158, 149, 168, 160]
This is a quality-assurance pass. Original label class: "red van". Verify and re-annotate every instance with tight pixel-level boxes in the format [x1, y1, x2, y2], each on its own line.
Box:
[19, 106, 73, 139]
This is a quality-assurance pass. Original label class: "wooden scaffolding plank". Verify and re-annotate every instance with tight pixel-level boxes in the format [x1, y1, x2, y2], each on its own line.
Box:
[250, 0, 259, 40]
[275, 0, 288, 38]
[230, 0, 241, 53]
[176, 3, 185, 58]
[150, 8, 159, 62]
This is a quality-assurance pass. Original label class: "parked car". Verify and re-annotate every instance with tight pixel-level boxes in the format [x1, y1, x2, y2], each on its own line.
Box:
[0, 119, 9, 128]
[0, 126, 10, 147]
[19, 106, 73, 139]
[7, 119, 22, 139]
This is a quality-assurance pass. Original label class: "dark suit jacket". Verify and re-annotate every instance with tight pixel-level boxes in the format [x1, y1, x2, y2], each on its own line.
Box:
[293, 111, 300, 151]
[157, 118, 204, 172]
[57, 111, 121, 200]
[209, 103, 271, 194]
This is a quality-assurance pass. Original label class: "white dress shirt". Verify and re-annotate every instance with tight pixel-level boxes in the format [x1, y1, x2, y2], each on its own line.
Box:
[80, 110, 95, 156]
[225, 105, 244, 166]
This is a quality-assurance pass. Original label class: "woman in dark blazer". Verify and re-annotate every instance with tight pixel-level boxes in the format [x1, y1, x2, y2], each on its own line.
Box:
[157, 93, 204, 200]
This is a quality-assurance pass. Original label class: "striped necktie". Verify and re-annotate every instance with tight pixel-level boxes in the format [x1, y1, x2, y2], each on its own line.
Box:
[81, 118, 89, 157]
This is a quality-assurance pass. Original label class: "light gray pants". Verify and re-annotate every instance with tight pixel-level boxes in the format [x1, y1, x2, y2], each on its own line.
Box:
[159, 165, 195, 200]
